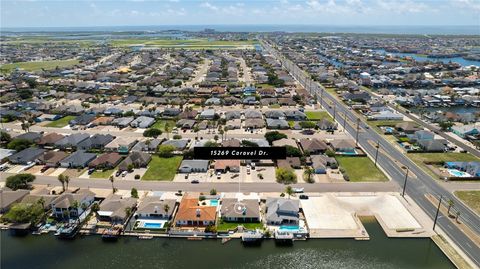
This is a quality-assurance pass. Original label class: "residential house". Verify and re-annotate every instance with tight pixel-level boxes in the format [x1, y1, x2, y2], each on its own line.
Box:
[214, 160, 241, 173]
[199, 109, 216, 120]
[316, 119, 337, 130]
[284, 110, 307, 121]
[130, 116, 155, 128]
[445, 162, 480, 177]
[105, 137, 138, 154]
[177, 119, 196, 129]
[118, 152, 152, 171]
[330, 139, 357, 153]
[162, 108, 182, 117]
[277, 157, 301, 169]
[310, 155, 337, 174]
[55, 133, 90, 149]
[174, 195, 216, 227]
[59, 150, 97, 168]
[77, 134, 114, 150]
[395, 122, 421, 134]
[0, 190, 29, 213]
[88, 152, 123, 169]
[97, 194, 137, 224]
[244, 119, 265, 129]
[69, 114, 96, 126]
[299, 138, 328, 154]
[222, 139, 241, 147]
[134, 197, 176, 219]
[220, 198, 261, 223]
[112, 117, 134, 128]
[266, 119, 289, 129]
[452, 124, 480, 139]
[265, 198, 299, 225]
[244, 109, 263, 119]
[51, 189, 95, 219]
[38, 151, 69, 167]
[37, 133, 64, 148]
[418, 139, 447, 152]
[15, 132, 43, 143]
[178, 160, 209, 173]
[162, 139, 189, 151]
[131, 139, 162, 152]
[272, 138, 299, 148]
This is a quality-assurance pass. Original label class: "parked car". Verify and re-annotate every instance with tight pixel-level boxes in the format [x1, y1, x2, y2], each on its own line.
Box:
[0, 164, 9, 172]
[299, 194, 309, 200]
[115, 170, 122, 177]
[40, 166, 49, 173]
[191, 179, 199, 184]
[292, 187, 304, 193]
[121, 171, 128, 177]
[88, 168, 95, 175]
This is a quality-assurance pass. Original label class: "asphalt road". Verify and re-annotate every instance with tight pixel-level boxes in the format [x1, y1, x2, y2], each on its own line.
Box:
[262, 40, 480, 267]
[0, 173, 398, 193]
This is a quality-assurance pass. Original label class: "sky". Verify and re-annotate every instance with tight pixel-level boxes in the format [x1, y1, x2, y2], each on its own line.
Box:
[1, 0, 479, 28]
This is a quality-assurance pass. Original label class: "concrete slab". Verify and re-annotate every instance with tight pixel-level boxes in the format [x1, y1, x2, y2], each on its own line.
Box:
[49, 167, 67, 177]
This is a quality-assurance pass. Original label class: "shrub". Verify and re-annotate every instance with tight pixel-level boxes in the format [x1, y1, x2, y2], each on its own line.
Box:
[6, 174, 35, 190]
[134, 174, 140, 180]
[275, 167, 297, 184]
[264, 131, 287, 144]
[143, 128, 162, 137]
[158, 144, 176, 158]
[173, 134, 182, 140]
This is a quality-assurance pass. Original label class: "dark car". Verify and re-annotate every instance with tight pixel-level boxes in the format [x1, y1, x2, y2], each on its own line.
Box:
[190, 179, 199, 184]
[40, 166, 49, 173]
[301, 129, 315, 135]
[88, 168, 95, 175]
[115, 170, 122, 177]
[299, 194, 309, 200]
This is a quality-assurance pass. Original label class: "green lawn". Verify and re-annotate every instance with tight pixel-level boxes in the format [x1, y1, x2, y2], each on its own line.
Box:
[217, 220, 264, 232]
[151, 120, 176, 131]
[45, 116, 76, 128]
[336, 156, 388, 182]
[269, 104, 281, 108]
[305, 111, 332, 121]
[142, 155, 183, 181]
[90, 169, 115, 179]
[454, 191, 480, 215]
[408, 152, 480, 164]
[1, 59, 80, 73]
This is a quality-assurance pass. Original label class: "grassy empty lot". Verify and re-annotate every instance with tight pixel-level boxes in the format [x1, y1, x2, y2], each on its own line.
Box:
[1, 59, 80, 73]
[90, 169, 115, 179]
[336, 156, 388, 182]
[305, 111, 332, 121]
[454, 191, 480, 215]
[408, 152, 480, 164]
[45, 116, 75, 128]
[142, 155, 183, 181]
[151, 120, 176, 131]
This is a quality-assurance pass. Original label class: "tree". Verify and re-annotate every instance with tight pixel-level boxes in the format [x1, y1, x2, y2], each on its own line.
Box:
[91, 203, 100, 216]
[158, 144, 176, 158]
[193, 126, 200, 140]
[7, 138, 32, 151]
[303, 167, 314, 183]
[0, 131, 11, 145]
[124, 207, 132, 218]
[439, 121, 453, 131]
[299, 121, 316, 129]
[173, 134, 182, 140]
[18, 89, 33, 99]
[58, 174, 66, 192]
[143, 128, 162, 138]
[1, 203, 44, 224]
[210, 188, 217, 195]
[447, 199, 454, 216]
[455, 211, 461, 223]
[275, 168, 297, 184]
[286, 145, 302, 157]
[64, 175, 70, 191]
[131, 188, 139, 198]
[204, 141, 219, 147]
[6, 174, 35, 190]
[164, 122, 172, 139]
[264, 131, 287, 144]
[164, 204, 170, 216]
[20, 121, 31, 133]
[241, 140, 259, 147]
[109, 176, 115, 192]
[127, 163, 134, 172]
[285, 186, 294, 199]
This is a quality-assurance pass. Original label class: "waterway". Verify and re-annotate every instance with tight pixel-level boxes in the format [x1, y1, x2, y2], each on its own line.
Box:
[375, 49, 480, 67]
[1, 220, 454, 269]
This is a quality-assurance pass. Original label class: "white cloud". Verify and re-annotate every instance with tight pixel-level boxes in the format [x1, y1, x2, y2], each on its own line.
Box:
[452, 0, 480, 11]
[376, 0, 429, 14]
[200, 2, 219, 11]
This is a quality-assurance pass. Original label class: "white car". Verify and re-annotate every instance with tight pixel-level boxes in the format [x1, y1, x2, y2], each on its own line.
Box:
[292, 187, 304, 193]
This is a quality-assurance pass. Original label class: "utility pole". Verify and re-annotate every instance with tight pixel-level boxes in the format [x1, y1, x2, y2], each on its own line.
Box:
[402, 166, 409, 197]
[355, 118, 360, 146]
[433, 195, 443, 231]
[374, 141, 380, 166]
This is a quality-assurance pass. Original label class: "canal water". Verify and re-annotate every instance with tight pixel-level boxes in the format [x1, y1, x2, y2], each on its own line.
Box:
[1, 220, 453, 269]
[374, 49, 480, 67]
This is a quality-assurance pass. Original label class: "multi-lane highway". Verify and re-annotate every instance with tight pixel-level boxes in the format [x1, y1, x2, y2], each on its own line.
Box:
[262, 40, 480, 267]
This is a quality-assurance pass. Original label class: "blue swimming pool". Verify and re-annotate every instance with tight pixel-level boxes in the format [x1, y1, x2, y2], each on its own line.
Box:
[447, 169, 471, 178]
[143, 223, 163, 229]
[210, 199, 219, 206]
[279, 225, 299, 231]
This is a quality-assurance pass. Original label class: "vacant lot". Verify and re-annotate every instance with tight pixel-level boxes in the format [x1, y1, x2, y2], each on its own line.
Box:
[336, 156, 388, 182]
[1, 59, 80, 73]
[408, 152, 480, 164]
[454, 191, 480, 215]
[151, 120, 176, 131]
[45, 116, 76, 128]
[142, 156, 183, 181]
[305, 111, 332, 121]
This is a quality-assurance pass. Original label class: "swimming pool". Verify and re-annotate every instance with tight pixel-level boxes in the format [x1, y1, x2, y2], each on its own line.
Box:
[447, 169, 471, 178]
[209, 199, 219, 206]
[143, 223, 163, 229]
[279, 225, 299, 232]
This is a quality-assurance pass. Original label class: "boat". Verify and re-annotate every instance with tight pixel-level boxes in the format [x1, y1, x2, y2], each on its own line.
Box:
[56, 223, 79, 239]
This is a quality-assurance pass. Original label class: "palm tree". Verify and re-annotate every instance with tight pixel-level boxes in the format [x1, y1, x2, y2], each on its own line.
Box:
[109, 176, 115, 193]
[37, 197, 46, 209]
[125, 207, 132, 218]
[219, 127, 225, 141]
[57, 174, 66, 192]
[164, 122, 171, 139]
[285, 186, 294, 199]
[455, 211, 461, 223]
[64, 175, 70, 191]
[145, 139, 151, 151]
[447, 199, 454, 216]
[303, 168, 314, 183]
[91, 202, 100, 217]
